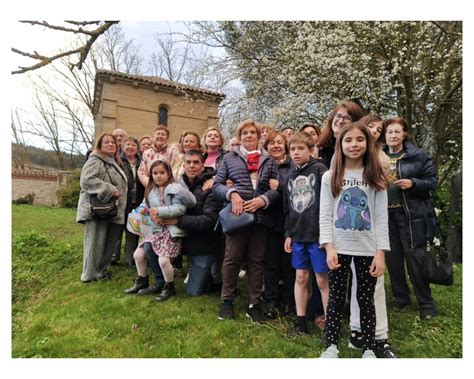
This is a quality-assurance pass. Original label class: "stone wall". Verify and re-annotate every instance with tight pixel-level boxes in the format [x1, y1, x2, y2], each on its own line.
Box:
[12, 170, 71, 206]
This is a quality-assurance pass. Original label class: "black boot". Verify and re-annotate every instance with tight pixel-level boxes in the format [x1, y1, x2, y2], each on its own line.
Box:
[124, 276, 149, 294]
[155, 282, 176, 302]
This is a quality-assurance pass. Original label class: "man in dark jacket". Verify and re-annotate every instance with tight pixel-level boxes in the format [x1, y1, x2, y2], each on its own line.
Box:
[162, 149, 224, 296]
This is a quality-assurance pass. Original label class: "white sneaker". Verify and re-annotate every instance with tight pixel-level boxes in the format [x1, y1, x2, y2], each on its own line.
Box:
[183, 273, 189, 284]
[362, 350, 377, 358]
[320, 344, 339, 358]
[238, 269, 247, 278]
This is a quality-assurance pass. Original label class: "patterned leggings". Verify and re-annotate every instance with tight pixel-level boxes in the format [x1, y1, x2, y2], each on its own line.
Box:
[325, 254, 377, 351]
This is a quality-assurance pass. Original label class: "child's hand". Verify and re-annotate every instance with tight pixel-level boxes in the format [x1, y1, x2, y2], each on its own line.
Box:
[269, 178, 279, 191]
[284, 237, 292, 253]
[149, 208, 159, 217]
[369, 250, 385, 277]
[326, 245, 340, 270]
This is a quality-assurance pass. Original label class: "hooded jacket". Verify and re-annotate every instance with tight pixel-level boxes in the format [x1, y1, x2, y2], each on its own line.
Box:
[284, 158, 327, 242]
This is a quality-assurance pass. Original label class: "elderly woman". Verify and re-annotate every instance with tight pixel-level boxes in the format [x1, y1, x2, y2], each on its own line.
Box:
[383, 117, 438, 320]
[262, 130, 296, 318]
[138, 135, 153, 153]
[212, 119, 280, 323]
[77, 133, 128, 282]
[138, 125, 179, 187]
[111, 136, 145, 266]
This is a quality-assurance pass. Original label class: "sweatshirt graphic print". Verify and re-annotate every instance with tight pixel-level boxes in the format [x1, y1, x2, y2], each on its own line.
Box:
[319, 168, 390, 257]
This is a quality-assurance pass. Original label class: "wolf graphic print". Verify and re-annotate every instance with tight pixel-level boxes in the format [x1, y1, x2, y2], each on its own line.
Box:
[335, 186, 371, 231]
[288, 174, 316, 214]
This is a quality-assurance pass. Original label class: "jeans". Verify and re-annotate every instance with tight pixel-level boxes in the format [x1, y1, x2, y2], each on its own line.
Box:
[144, 242, 165, 287]
[186, 255, 215, 296]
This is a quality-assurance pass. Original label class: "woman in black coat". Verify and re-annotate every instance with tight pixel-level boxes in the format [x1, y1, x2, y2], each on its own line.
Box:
[383, 117, 438, 319]
[113, 136, 145, 266]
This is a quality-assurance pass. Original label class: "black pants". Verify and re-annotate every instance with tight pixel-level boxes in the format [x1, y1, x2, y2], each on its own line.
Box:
[264, 231, 295, 307]
[386, 209, 435, 311]
[326, 255, 376, 351]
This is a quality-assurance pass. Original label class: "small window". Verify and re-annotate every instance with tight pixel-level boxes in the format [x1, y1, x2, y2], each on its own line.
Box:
[159, 106, 168, 126]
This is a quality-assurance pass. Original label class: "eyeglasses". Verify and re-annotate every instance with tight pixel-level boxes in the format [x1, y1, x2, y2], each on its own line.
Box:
[334, 113, 352, 123]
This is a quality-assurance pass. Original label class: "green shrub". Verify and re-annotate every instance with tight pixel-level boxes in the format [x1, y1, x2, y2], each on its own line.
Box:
[57, 169, 81, 208]
[13, 193, 35, 205]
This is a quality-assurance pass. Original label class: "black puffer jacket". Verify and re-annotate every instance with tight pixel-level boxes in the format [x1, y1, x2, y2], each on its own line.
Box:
[177, 172, 224, 256]
[384, 140, 438, 249]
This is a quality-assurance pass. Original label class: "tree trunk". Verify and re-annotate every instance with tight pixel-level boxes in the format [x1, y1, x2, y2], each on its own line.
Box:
[447, 172, 462, 263]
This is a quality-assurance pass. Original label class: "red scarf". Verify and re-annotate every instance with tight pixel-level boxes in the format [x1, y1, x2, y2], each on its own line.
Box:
[246, 151, 260, 172]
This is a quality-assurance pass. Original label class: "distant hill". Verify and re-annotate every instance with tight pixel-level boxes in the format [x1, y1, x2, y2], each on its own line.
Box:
[12, 143, 86, 171]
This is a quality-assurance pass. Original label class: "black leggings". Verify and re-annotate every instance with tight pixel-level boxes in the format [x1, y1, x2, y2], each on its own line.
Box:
[325, 254, 377, 351]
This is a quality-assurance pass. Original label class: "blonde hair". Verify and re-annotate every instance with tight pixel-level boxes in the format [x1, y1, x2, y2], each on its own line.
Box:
[236, 119, 261, 140]
[201, 126, 225, 149]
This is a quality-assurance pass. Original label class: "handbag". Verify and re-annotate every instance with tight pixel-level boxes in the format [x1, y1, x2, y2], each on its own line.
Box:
[422, 242, 454, 286]
[218, 202, 255, 234]
[90, 194, 118, 219]
[89, 163, 119, 220]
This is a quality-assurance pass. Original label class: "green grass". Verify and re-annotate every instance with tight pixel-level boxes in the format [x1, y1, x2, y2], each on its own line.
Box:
[11, 205, 462, 358]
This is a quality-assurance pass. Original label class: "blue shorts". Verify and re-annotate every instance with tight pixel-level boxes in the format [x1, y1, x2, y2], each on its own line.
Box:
[291, 242, 329, 273]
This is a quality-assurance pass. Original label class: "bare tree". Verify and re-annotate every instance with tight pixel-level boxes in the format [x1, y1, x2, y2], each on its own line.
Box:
[12, 21, 119, 74]
[11, 109, 30, 169]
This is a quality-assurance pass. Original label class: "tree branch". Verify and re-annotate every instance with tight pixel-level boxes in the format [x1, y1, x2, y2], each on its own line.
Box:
[12, 20, 119, 74]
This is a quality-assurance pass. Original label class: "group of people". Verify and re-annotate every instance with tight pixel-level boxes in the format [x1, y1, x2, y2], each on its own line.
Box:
[76, 100, 439, 359]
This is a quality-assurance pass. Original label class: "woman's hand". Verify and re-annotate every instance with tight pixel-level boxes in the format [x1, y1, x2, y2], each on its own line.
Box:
[369, 250, 385, 277]
[243, 197, 265, 213]
[284, 237, 292, 253]
[269, 178, 279, 191]
[230, 192, 244, 216]
[226, 179, 234, 188]
[202, 178, 214, 191]
[113, 190, 121, 198]
[155, 217, 178, 225]
[394, 179, 413, 190]
[326, 244, 340, 270]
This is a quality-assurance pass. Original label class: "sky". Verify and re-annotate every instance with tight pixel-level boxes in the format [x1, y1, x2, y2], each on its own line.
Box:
[2, 1, 474, 377]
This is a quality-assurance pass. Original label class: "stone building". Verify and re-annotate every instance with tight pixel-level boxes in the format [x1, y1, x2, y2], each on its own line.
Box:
[92, 69, 225, 143]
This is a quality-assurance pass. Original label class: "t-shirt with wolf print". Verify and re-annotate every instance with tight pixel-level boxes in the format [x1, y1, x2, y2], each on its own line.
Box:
[319, 168, 390, 257]
[284, 158, 327, 243]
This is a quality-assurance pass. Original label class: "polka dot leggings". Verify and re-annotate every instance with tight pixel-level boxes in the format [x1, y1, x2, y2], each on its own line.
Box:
[325, 254, 377, 351]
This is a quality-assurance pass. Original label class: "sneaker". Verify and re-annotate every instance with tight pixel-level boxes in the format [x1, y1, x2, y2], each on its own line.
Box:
[246, 304, 265, 323]
[264, 304, 279, 319]
[362, 350, 377, 358]
[218, 301, 234, 320]
[348, 330, 363, 349]
[374, 340, 398, 358]
[320, 344, 339, 358]
[137, 282, 164, 296]
[314, 315, 326, 331]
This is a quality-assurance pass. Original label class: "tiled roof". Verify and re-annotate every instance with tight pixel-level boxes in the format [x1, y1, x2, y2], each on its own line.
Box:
[93, 69, 226, 116]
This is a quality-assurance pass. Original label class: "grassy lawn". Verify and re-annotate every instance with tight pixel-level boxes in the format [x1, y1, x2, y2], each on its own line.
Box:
[11, 205, 462, 358]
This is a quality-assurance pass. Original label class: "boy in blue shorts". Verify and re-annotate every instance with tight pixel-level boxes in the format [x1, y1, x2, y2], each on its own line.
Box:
[283, 132, 329, 334]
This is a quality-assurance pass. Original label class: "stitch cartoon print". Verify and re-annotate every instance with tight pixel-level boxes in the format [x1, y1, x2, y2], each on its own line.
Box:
[288, 174, 316, 213]
[335, 187, 371, 231]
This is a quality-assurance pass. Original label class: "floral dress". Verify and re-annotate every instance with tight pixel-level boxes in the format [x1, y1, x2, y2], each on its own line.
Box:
[143, 188, 182, 259]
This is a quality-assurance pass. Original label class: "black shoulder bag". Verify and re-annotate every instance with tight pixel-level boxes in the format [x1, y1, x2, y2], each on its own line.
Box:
[89, 164, 119, 220]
